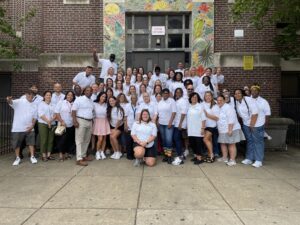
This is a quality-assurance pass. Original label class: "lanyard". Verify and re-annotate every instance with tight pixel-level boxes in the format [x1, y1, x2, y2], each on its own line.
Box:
[131, 104, 137, 119]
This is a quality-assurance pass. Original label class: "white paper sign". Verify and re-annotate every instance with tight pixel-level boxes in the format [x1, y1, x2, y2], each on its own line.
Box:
[152, 26, 166, 36]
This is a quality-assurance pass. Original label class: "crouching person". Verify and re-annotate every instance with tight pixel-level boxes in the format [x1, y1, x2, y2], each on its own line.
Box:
[7, 89, 38, 166]
[131, 109, 157, 167]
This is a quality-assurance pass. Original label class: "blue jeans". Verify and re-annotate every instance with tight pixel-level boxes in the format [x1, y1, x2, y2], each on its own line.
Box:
[173, 127, 183, 156]
[242, 125, 265, 162]
[159, 124, 174, 149]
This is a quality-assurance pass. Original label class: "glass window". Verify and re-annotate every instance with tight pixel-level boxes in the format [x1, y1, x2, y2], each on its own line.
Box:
[134, 34, 149, 48]
[151, 36, 165, 48]
[126, 34, 133, 50]
[185, 34, 189, 48]
[168, 16, 183, 29]
[126, 16, 132, 30]
[168, 34, 182, 48]
[185, 15, 190, 29]
[151, 16, 165, 26]
[134, 16, 148, 29]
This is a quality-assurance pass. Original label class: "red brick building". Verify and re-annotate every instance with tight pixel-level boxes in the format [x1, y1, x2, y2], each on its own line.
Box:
[0, 0, 299, 116]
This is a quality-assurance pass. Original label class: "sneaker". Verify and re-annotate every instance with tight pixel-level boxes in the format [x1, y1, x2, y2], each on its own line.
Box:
[172, 157, 184, 166]
[12, 157, 21, 166]
[252, 161, 263, 168]
[241, 159, 253, 165]
[133, 159, 141, 167]
[100, 151, 106, 160]
[217, 157, 228, 163]
[110, 152, 117, 159]
[30, 156, 38, 164]
[114, 151, 122, 160]
[226, 159, 237, 166]
[95, 151, 101, 160]
[183, 149, 189, 157]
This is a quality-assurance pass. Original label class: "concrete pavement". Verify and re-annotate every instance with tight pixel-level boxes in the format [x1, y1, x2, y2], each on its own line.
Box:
[0, 146, 299, 225]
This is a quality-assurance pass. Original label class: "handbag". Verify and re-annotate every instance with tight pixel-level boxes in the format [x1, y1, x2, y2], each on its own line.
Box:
[55, 122, 66, 136]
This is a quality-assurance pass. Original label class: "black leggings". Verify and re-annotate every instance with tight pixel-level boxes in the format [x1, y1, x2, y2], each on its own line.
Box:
[189, 136, 204, 156]
[56, 126, 75, 154]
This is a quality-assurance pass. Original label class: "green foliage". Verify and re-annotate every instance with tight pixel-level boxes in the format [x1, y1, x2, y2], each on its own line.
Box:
[231, 0, 300, 60]
[0, 6, 36, 70]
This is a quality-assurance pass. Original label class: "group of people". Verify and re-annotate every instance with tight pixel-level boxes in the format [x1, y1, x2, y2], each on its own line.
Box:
[7, 51, 271, 168]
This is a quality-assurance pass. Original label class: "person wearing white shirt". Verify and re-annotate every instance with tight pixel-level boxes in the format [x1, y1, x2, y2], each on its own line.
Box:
[107, 96, 125, 160]
[113, 80, 124, 98]
[104, 67, 117, 84]
[197, 68, 218, 87]
[90, 83, 100, 102]
[92, 92, 110, 161]
[124, 94, 139, 160]
[55, 91, 76, 161]
[20, 84, 43, 107]
[131, 109, 158, 167]
[137, 93, 158, 122]
[189, 67, 200, 88]
[157, 88, 176, 163]
[93, 49, 118, 82]
[72, 87, 94, 166]
[38, 91, 56, 161]
[72, 66, 96, 90]
[123, 75, 132, 95]
[242, 85, 271, 168]
[51, 83, 65, 107]
[174, 61, 185, 75]
[187, 92, 206, 165]
[202, 92, 220, 163]
[151, 84, 163, 103]
[212, 67, 225, 85]
[149, 66, 168, 88]
[166, 69, 175, 89]
[7, 89, 38, 166]
[169, 72, 186, 97]
[172, 88, 189, 166]
[195, 75, 218, 101]
[216, 95, 245, 166]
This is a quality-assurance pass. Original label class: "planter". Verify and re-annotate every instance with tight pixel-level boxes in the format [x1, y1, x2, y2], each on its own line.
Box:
[265, 117, 295, 151]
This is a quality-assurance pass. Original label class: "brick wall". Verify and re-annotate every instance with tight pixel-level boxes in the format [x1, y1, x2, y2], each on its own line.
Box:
[214, 1, 277, 52]
[220, 67, 281, 116]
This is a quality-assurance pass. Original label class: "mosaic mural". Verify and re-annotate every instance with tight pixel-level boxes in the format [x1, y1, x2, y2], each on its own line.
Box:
[103, 0, 214, 73]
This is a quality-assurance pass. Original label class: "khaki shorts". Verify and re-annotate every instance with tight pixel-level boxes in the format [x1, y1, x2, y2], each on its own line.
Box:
[11, 132, 35, 149]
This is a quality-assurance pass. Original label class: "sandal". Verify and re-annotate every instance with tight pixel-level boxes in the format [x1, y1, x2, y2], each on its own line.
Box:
[206, 157, 215, 163]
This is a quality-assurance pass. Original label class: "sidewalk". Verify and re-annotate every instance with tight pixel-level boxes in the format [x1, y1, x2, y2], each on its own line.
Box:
[0, 146, 299, 225]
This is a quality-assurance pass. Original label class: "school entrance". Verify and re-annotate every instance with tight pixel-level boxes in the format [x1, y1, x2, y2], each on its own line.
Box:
[125, 12, 191, 72]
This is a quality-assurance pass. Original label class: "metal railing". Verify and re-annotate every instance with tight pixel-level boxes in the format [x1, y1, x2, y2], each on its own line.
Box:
[0, 98, 13, 155]
[280, 98, 300, 144]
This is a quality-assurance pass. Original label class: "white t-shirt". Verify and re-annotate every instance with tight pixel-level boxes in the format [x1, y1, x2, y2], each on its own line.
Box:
[21, 94, 43, 107]
[38, 101, 55, 125]
[51, 93, 65, 107]
[157, 98, 177, 125]
[174, 98, 189, 129]
[252, 96, 271, 127]
[125, 103, 138, 130]
[55, 100, 73, 127]
[235, 96, 259, 127]
[187, 103, 206, 137]
[195, 83, 217, 101]
[10, 98, 37, 132]
[169, 82, 185, 96]
[217, 103, 241, 134]
[212, 74, 224, 84]
[104, 75, 116, 84]
[110, 107, 124, 127]
[131, 121, 157, 148]
[72, 95, 94, 119]
[137, 101, 158, 120]
[202, 102, 219, 128]
[197, 75, 218, 87]
[149, 73, 168, 88]
[98, 59, 118, 79]
[73, 72, 96, 89]
[93, 102, 107, 119]
[91, 92, 99, 102]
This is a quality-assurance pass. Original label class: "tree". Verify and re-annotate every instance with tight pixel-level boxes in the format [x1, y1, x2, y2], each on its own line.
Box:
[0, 6, 36, 70]
[231, 0, 300, 60]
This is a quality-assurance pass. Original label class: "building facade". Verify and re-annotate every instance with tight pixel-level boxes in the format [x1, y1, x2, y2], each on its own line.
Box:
[0, 0, 299, 115]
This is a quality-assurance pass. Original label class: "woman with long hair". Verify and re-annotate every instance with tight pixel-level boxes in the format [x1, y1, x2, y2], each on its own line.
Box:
[107, 96, 125, 160]
[114, 80, 123, 97]
[195, 75, 217, 101]
[93, 92, 110, 160]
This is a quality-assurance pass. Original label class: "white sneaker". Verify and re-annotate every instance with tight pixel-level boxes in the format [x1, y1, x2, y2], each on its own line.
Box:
[183, 149, 189, 157]
[100, 151, 106, 160]
[172, 157, 184, 166]
[217, 157, 228, 163]
[30, 156, 38, 164]
[252, 161, 263, 168]
[95, 151, 101, 160]
[12, 157, 21, 166]
[114, 151, 122, 160]
[226, 159, 237, 166]
[241, 159, 253, 165]
[133, 159, 141, 167]
[110, 152, 117, 159]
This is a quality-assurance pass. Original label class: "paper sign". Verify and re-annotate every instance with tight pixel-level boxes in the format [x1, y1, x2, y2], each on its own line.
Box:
[151, 26, 165, 36]
[243, 56, 254, 70]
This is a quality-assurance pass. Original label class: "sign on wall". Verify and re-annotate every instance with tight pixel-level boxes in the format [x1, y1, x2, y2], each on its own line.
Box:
[243, 56, 254, 70]
[151, 26, 166, 36]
